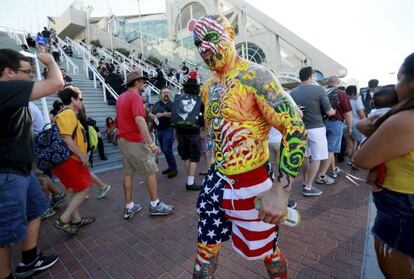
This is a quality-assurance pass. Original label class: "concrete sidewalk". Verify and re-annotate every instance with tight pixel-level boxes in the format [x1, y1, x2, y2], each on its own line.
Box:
[15, 159, 370, 278]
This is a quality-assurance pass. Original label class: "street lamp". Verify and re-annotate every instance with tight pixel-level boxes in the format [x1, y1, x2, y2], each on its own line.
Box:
[86, 5, 93, 44]
[107, 15, 116, 50]
[137, 0, 144, 57]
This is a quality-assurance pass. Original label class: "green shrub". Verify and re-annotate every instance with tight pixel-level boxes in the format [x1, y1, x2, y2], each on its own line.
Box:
[115, 48, 130, 57]
[146, 55, 161, 66]
[90, 39, 102, 48]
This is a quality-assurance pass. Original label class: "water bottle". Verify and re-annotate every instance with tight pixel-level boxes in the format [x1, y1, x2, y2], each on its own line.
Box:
[254, 199, 300, 227]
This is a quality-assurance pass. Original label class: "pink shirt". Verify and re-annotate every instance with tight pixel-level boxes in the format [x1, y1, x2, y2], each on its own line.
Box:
[115, 90, 146, 142]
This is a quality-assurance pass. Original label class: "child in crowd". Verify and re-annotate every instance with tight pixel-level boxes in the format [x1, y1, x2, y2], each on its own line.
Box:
[357, 84, 398, 186]
[368, 84, 398, 120]
[105, 117, 117, 144]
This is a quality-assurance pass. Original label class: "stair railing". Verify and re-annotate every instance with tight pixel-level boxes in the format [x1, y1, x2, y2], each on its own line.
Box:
[56, 37, 79, 75]
[114, 49, 183, 91]
[83, 57, 119, 103]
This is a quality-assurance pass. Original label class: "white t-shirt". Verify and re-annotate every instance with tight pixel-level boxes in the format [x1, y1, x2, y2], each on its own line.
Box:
[29, 102, 45, 136]
[350, 96, 365, 124]
[368, 107, 391, 122]
[268, 127, 282, 143]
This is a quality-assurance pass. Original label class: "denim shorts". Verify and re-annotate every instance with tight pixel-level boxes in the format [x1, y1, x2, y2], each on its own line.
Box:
[325, 120, 344, 153]
[372, 189, 414, 258]
[0, 172, 49, 246]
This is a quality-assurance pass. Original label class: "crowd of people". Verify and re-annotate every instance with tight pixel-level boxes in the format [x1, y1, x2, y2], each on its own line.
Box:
[1, 14, 413, 279]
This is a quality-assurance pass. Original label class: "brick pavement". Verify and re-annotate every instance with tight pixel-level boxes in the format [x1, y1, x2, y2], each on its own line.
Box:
[14, 159, 370, 279]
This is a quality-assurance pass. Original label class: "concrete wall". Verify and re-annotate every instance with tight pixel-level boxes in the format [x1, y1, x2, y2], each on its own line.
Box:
[55, 7, 87, 38]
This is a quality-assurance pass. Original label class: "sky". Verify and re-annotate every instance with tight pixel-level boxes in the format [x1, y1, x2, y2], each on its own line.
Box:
[1, 0, 413, 86]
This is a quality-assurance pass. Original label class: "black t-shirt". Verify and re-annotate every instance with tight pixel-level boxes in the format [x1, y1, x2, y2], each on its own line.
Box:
[0, 80, 35, 175]
[64, 75, 72, 83]
[175, 103, 204, 135]
[153, 100, 173, 130]
[42, 30, 51, 38]
[182, 65, 189, 75]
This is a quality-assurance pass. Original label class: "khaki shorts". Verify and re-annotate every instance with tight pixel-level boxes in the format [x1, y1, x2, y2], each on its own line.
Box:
[118, 138, 159, 176]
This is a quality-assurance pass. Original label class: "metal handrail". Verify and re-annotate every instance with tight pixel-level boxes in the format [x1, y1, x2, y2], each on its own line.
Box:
[0, 26, 26, 47]
[83, 56, 119, 102]
[56, 37, 79, 75]
[64, 38, 118, 102]
[114, 49, 183, 90]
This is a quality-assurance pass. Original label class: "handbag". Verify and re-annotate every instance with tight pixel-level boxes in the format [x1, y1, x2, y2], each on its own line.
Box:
[34, 122, 77, 171]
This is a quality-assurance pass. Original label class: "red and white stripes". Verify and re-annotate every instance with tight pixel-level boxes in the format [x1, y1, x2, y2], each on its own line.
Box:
[221, 166, 278, 260]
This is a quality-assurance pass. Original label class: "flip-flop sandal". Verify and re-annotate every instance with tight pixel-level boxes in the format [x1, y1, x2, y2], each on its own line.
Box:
[54, 219, 78, 234]
[71, 216, 95, 227]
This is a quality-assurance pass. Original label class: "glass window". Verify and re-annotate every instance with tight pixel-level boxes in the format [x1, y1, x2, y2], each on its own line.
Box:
[176, 3, 206, 32]
[236, 42, 266, 64]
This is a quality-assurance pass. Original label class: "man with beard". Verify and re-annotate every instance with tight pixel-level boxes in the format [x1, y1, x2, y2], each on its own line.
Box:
[189, 15, 307, 278]
[149, 87, 178, 178]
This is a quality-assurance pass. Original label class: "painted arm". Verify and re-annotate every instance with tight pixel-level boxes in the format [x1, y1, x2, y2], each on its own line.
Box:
[251, 69, 307, 225]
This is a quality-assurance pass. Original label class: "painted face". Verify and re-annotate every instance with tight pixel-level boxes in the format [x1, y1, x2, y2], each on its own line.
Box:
[192, 15, 235, 72]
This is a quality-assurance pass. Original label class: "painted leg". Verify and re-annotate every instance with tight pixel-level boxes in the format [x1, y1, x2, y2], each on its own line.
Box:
[193, 243, 222, 279]
[263, 247, 287, 279]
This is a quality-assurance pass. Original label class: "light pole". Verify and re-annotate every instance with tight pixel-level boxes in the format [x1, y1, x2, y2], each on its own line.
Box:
[242, 6, 249, 60]
[107, 16, 116, 51]
[86, 5, 93, 44]
[137, 0, 144, 57]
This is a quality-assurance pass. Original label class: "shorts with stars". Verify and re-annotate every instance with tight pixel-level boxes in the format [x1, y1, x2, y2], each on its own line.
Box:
[196, 163, 280, 260]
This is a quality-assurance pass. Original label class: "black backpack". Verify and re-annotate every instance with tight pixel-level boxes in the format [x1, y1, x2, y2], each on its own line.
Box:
[326, 87, 339, 109]
[171, 93, 202, 129]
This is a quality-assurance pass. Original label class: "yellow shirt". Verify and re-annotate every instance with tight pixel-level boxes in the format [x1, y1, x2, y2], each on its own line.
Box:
[55, 108, 87, 160]
[383, 150, 414, 194]
[202, 59, 306, 176]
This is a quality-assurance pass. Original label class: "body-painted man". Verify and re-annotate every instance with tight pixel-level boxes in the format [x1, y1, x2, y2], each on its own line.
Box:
[190, 15, 307, 278]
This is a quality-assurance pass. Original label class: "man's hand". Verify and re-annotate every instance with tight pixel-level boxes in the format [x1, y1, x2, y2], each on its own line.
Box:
[347, 125, 352, 135]
[156, 112, 164, 118]
[37, 53, 55, 66]
[255, 181, 289, 225]
[149, 143, 161, 156]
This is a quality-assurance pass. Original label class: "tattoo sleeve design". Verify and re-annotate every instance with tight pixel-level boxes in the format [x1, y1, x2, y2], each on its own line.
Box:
[239, 65, 307, 177]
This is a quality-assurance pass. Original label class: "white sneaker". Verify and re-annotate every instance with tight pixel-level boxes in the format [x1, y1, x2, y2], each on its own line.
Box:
[315, 175, 335, 185]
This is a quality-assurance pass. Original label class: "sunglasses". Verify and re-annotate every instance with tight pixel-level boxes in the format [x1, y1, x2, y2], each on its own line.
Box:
[77, 97, 83, 102]
[16, 68, 33, 74]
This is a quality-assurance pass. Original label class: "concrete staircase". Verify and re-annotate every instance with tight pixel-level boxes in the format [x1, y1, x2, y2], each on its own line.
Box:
[0, 33, 123, 173]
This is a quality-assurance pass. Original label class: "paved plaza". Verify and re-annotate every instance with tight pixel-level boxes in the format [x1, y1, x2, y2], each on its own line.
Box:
[16, 159, 370, 279]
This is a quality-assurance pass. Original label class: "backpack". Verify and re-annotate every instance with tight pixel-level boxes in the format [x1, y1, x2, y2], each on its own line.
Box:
[326, 87, 339, 109]
[34, 122, 77, 171]
[171, 93, 202, 129]
[88, 125, 98, 150]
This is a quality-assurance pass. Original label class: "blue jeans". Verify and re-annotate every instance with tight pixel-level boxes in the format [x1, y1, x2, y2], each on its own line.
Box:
[0, 172, 49, 246]
[325, 120, 344, 153]
[157, 128, 177, 171]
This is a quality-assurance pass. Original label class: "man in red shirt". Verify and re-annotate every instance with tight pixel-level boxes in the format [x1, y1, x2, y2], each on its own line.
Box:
[316, 76, 352, 184]
[116, 72, 174, 219]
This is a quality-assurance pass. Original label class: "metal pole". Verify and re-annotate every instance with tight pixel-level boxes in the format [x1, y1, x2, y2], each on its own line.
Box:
[138, 0, 144, 57]
[243, 7, 248, 60]
[34, 56, 50, 124]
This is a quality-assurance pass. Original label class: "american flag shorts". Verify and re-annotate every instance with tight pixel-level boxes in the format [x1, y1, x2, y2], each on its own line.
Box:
[196, 163, 279, 260]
